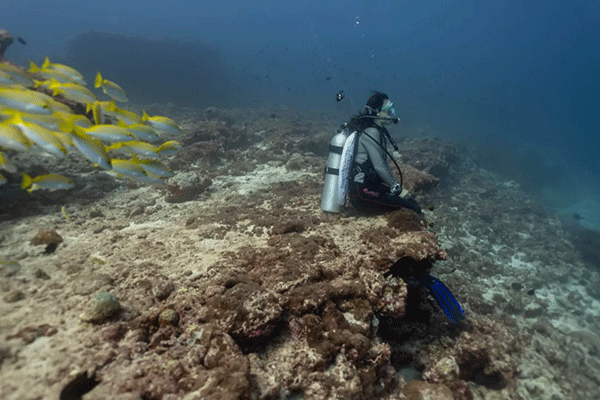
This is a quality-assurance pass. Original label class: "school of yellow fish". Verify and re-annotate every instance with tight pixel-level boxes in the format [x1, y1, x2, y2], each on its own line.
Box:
[0, 56, 182, 192]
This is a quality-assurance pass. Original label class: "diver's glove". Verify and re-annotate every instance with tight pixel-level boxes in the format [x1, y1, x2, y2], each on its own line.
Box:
[390, 182, 402, 196]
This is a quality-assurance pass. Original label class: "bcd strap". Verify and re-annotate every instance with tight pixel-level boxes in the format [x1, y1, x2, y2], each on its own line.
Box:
[328, 144, 344, 155]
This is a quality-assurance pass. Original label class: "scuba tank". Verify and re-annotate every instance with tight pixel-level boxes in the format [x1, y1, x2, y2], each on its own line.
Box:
[320, 128, 349, 213]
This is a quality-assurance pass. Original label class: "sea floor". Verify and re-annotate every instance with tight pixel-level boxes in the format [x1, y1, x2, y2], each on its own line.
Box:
[1, 106, 599, 399]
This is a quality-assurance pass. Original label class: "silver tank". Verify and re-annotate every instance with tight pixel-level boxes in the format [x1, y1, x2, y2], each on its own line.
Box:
[320, 130, 349, 213]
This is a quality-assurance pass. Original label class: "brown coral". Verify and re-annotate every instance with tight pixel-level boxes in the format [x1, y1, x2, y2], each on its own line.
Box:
[203, 280, 284, 352]
[30, 228, 63, 254]
[415, 316, 524, 399]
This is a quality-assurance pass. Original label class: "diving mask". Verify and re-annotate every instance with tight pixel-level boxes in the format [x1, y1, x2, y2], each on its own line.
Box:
[381, 101, 396, 116]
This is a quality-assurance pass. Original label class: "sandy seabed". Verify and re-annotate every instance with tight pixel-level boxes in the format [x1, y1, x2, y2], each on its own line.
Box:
[1, 106, 599, 400]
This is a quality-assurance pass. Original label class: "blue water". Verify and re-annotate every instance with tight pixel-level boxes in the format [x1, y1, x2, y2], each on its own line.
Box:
[4, 0, 600, 229]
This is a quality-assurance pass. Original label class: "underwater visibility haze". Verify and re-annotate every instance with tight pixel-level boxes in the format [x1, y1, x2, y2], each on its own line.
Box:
[2, 0, 600, 399]
[5, 0, 599, 219]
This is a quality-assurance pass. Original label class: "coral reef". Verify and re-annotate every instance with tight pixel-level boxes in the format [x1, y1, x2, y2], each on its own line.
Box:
[415, 316, 523, 398]
[1, 105, 599, 400]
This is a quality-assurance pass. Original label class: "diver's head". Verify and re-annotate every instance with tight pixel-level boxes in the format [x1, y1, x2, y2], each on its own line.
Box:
[365, 92, 396, 126]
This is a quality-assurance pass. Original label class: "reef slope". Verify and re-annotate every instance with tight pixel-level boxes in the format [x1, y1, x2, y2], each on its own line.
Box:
[1, 107, 599, 399]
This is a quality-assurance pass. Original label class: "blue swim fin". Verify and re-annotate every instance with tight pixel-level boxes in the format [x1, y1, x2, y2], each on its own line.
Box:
[419, 273, 465, 323]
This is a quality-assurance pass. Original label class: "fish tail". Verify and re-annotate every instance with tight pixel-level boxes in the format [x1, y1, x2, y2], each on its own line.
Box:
[90, 102, 102, 124]
[21, 173, 32, 190]
[59, 117, 74, 134]
[94, 72, 103, 88]
[28, 61, 40, 73]
[42, 56, 51, 69]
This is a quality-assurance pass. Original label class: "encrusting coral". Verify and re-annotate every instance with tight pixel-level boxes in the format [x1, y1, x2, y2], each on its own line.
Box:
[30, 228, 63, 253]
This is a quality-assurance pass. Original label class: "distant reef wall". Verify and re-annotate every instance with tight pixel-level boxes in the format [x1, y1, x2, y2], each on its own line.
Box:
[65, 31, 235, 107]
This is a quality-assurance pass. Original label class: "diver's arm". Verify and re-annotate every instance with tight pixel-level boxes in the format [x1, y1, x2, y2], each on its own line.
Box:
[363, 128, 396, 187]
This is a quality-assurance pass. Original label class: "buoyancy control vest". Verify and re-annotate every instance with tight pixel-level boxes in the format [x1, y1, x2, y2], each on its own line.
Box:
[320, 123, 404, 213]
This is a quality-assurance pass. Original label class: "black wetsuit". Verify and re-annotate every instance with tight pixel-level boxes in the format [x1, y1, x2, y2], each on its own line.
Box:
[348, 126, 421, 214]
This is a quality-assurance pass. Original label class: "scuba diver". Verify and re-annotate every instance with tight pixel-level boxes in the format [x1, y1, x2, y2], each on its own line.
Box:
[321, 92, 421, 215]
[320, 93, 464, 323]
[0, 29, 26, 59]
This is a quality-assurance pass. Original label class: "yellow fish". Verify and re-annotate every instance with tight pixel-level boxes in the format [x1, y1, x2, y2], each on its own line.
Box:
[109, 158, 165, 184]
[0, 70, 15, 86]
[45, 79, 97, 104]
[28, 62, 78, 84]
[0, 119, 31, 151]
[2, 107, 64, 131]
[141, 110, 180, 135]
[0, 87, 53, 114]
[85, 101, 105, 124]
[80, 124, 136, 143]
[52, 130, 77, 152]
[156, 140, 181, 156]
[0, 62, 34, 87]
[21, 173, 74, 192]
[133, 156, 174, 178]
[41, 56, 86, 86]
[109, 158, 147, 179]
[55, 111, 92, 129]
[94, 72, 128, 102]
[106, 140, 159, 159]
[7, 113, 67, 156]
[0, 151, 17, 173]
[106, 101, 141, 124]
[70, 127, 112, 170]
[125, 122, 159, 142]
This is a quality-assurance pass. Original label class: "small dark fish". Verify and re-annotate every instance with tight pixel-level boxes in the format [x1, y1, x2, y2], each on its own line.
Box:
[17, 37, 26, 45]
[336, 90, 344, 102]
[325, 76, 332, 81]
[573, 213, 584, 221]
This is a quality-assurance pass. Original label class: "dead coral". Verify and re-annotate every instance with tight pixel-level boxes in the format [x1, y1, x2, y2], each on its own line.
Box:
[400, 163, 440, 193]
[399, 137, 462, 182]
[96, 323, 251, 399]
[415, 315, 523, 399]
[271, 219, 306, 235]
[402, 380, 454, 400]
[394, 230, 448, 262]
[164, 172, 212, 203]
[202, 280, 284, 352]
[386, 208, 426, 232]
[30, 228, 63, 254]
